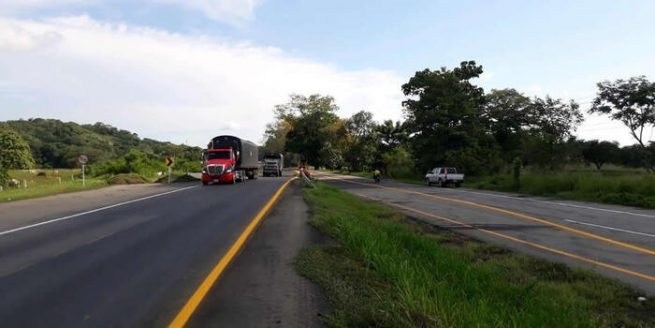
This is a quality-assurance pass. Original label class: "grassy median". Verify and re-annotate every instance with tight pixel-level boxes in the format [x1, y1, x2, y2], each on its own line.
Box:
[297, 183, 654, 327]
[329, 169, 655, 209]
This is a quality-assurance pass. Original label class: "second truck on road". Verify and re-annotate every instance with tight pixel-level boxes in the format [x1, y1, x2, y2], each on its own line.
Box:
[262, 153, 284, 177]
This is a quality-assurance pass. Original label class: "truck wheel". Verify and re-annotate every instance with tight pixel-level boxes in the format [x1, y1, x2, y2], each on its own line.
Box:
[231, 174, 236, 184]
[439, 180, 446, 188]
[202, 181, 208, 186]
[455, 182, 461, 188]
[426, 179, 431, 186]
[278, 170, 282, 177]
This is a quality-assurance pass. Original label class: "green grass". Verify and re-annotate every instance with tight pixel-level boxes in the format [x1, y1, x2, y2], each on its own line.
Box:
[1, 169, 107, 202]
[297, 183, 654, 327]
[467, 170, 655, 208]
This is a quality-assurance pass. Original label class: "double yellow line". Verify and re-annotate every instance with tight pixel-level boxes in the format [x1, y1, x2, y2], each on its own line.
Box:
[324, 174, 655, 282]
[169, 178, 296, 328]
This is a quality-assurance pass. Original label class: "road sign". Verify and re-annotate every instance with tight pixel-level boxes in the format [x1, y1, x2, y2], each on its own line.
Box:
[78, 155, 88, 187]
[165, 157, 174, 167]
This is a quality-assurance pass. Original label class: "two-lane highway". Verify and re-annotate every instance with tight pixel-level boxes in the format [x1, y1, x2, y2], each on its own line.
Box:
[318, 172, 655, 295]
[0, 177, 290, 327]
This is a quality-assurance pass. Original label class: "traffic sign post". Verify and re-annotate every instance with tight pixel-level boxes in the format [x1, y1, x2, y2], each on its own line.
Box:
[78, 155, 88, 187]
[165, 157, 174, 184]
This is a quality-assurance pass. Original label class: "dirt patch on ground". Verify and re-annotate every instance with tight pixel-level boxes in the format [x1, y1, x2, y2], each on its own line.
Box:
[108, 174, 148, 185]
[155, 174, 199, 183]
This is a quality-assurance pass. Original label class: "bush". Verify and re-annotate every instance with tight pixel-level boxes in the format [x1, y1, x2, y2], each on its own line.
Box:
[0, 164, 8, 187]
[107, 174, 148, 185]
[468, 169, 655, 208]
[174, 159, 202, 173]
[381, 147, 414, 178]
[91, 149, 166, 178]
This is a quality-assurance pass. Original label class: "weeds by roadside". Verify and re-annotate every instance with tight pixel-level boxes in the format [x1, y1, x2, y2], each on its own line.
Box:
[468, 172, 655, 209]
[1, 170, 107, 202]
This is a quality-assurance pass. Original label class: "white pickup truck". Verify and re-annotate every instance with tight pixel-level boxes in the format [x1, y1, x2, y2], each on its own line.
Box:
[425, 167, 464, 187]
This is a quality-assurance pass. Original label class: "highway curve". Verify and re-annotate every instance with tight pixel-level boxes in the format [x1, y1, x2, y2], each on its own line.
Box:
[318, 172, 655, 295]
[0, 177, 292, 327]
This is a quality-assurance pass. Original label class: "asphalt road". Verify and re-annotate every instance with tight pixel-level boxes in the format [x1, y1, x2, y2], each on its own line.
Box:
[188, 183, 328, 328]
[318, 172, 655, 295]
[0, 177, 292, 327]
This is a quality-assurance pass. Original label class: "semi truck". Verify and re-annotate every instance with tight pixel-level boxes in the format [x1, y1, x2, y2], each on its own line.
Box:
[262, 153, 284, 177]
[202, 135, 258, 185]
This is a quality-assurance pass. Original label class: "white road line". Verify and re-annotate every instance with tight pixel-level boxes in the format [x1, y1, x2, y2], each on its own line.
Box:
[546, 202, 655, 218]
[564, 219, 655, 238]
[0, 186, 198, 237]
[444, 189, 655, 219]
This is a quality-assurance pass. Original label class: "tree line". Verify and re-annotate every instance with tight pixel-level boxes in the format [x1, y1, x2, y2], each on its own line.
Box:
[263, 61, 655, 177]
[0, 119, 202, 184]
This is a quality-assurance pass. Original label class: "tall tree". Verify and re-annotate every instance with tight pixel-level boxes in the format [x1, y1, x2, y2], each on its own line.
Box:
[528, 96, 583, 142]
[582, 140, 619, 170]
[402, 61, 489, 174]
[522, 96, 583, 168]
[343, 111, 377, 171]
[590, 76, 655, 147]
[0, 127, 35, 169]
[376, 120, 407, 151]
[262, 120, 291, 155]
[482, 89, 532, 161]
[275, 94, 340, 167]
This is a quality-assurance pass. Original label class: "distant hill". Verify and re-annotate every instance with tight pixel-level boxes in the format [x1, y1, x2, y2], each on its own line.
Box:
[0, 119, 201, 168]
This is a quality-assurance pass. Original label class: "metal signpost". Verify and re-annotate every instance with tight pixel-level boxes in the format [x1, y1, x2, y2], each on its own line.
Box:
[78, 155, 88, 187]
[165, 157, 174, 184]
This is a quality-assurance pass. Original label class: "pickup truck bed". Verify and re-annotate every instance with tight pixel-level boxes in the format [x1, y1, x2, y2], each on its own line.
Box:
[425, 167, 464, 187]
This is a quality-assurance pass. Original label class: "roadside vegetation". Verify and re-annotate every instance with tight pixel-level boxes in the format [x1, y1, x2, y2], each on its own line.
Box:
[261, 63, 655, 209]
[0, 169, 107, 202]
[0, 119, 201, 201]
[467, 166, 655, 208]
[297, 183, 655, 327]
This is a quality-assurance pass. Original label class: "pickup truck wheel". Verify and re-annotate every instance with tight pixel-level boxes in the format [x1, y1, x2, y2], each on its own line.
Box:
[455, 182, 461, 188]
[426, 179, 431, 186]
[440, 180, 446, 188]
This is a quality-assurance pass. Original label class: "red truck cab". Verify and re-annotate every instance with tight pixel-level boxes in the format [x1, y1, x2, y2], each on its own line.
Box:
[202, 148, 237, 185]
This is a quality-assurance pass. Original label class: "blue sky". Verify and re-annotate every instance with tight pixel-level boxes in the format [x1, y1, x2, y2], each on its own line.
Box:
[1, 0, 654, 146]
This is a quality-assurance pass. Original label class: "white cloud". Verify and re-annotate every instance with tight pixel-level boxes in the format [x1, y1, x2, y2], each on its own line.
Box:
[151, 0, 264, 25]
[0, 0, 89, 10]
[0, 16, 404, 146]
[0, 23, 62, 51]
[0, 0, 264, 26]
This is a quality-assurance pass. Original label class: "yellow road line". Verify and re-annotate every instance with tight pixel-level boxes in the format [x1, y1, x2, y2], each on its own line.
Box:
[168, 178, 297, 328]
[325, 174, 655, 257]
[354, 192, 655, 283]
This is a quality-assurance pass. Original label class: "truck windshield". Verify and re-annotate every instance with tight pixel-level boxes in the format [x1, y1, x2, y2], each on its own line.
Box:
[207, 152, 230, 160]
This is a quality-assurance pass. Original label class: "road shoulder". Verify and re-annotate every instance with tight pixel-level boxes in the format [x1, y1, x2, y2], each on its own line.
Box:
[187, 181, 329, 327]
